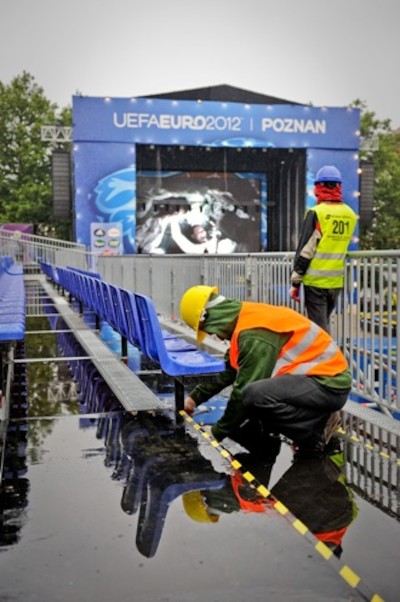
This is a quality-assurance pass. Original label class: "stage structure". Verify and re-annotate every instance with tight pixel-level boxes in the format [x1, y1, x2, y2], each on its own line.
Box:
[72, 86, 360, 254]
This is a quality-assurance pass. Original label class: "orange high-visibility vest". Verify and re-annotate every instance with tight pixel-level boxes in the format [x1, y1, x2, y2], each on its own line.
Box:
[229, 302, 347, 377]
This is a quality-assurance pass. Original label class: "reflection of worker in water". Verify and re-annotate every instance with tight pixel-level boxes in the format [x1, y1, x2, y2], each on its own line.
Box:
[183, 445, 357, 558]
[270, 453, 358, 558]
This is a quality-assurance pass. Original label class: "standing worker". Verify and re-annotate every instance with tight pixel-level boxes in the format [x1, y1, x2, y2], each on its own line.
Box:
[289, 165, 357, 333]
[180, 286, 351, 458]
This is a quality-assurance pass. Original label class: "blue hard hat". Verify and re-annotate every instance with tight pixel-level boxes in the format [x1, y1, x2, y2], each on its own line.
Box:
[314, 165, 342, 184]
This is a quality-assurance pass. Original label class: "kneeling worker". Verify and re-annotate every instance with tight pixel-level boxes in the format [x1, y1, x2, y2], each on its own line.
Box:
[180, 286, 351, 457]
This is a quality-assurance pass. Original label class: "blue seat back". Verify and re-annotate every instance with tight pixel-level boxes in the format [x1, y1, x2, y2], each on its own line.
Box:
[119, 289, 145, 350]
[87, 275, 100, 315]
[109, 284, 129, 339]
[134, 292, 225, 376]
[100, 281, 118, 329]
[82, 274, 100, 317]
[74, 272, 86, 304]
[92, 277, 108, 321]
[134, 293, 168, 364]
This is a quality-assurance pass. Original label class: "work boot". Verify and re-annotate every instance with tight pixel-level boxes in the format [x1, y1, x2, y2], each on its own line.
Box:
[292, 438, 325, 460]
[294, 411, 341, 458]
[293, 412, 342, 461]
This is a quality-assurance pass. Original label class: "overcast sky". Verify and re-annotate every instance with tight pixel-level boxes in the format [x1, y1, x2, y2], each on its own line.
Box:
[1, 0, 399, 128]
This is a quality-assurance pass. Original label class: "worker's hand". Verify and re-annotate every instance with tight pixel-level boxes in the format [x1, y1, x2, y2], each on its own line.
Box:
[184, 397, 197, 415]
[289, 285, 301, 303]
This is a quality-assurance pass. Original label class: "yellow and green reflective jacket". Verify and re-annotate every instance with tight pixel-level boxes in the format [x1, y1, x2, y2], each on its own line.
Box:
[303, 202, 357, 289]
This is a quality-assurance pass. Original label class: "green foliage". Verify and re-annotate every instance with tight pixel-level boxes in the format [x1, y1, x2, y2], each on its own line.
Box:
[352, 100, 400, 249]
[1, 79, 399, 249]
[369, 130, 400, 249]
[0, 71, 71, 236]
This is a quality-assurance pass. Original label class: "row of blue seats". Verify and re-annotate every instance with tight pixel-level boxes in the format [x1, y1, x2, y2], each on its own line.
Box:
[40, 262, 102, 285]
[0, 256, 25, 342]
[40, 263, 225, 408]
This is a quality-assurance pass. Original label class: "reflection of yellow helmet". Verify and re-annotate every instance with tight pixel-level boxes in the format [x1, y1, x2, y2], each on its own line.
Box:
[182, 491, 219, 523]
[180, 285, 218, 342]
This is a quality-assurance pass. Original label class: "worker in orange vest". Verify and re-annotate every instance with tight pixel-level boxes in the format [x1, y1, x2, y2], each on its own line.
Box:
[180, 285, 351, 457]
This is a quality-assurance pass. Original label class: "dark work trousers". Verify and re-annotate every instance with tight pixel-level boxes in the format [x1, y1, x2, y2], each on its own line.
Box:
[228, 418, 282, 460]
[304, 285, 341, 334]
[242, 374, 350, 447]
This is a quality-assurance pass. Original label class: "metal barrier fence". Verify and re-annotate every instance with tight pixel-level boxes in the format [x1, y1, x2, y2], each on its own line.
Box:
[340, 252, 399, 420]
[97, 251, 400, 419]
[0, 229, 88, 272]
[97, 253, 296, 315]
[1, 231, 399, 419]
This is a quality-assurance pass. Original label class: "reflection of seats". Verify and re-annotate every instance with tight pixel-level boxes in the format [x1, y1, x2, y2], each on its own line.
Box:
[135, 457, 226, 558]
[118, 414, 175, 514]
[43, 298, 60, 329]
[116, 413, 226, 558]
[0, 354, 29, 547]
[0, 478, 30, 547]
[56, 330, 121, 414]
[2, 419, 29, 478]
[97, 413, 127, 469]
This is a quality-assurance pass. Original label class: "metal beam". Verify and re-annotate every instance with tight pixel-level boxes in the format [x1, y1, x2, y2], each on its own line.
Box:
[40, 126, 72, 143]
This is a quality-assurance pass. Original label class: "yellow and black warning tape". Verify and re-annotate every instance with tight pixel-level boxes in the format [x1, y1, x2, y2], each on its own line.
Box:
[180, 410, 386, 602]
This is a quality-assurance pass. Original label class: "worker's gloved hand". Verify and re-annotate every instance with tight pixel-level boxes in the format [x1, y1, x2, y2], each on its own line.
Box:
[184, 397, 197, 415]
[289, 285, 301, 303]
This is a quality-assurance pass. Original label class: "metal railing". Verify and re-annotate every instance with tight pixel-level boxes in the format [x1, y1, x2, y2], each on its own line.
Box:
[0, 229, 88, 272]
[97, 251, 400, 420]
[1, 231, 398, 420]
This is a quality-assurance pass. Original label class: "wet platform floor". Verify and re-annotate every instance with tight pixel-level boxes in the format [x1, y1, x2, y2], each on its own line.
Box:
[0, 279, 399, 601]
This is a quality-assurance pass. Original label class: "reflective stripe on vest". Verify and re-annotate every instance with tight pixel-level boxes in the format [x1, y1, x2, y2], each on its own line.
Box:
[229, 302, 348, 377]
[272, 321, 345, 376]
[303, 202, 357, 288]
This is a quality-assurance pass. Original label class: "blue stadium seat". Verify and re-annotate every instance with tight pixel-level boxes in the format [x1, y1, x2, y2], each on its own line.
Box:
[133, 292, 225, 377]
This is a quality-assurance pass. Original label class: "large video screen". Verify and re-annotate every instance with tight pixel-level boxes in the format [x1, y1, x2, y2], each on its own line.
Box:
[135, 171, 266, 254]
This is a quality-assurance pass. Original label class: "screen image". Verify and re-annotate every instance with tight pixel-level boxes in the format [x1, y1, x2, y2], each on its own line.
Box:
[135, 171, 266, 254]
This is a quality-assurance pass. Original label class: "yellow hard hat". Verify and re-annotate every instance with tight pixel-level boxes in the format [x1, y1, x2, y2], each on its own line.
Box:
[180, 285, 218, 342]
[182, 490, 219, 523]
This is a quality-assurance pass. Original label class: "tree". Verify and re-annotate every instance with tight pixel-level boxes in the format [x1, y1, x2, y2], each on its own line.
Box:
[353, 100, 400, 249]
[0, 71, 71, 236]
[368, 129, 400, 249]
